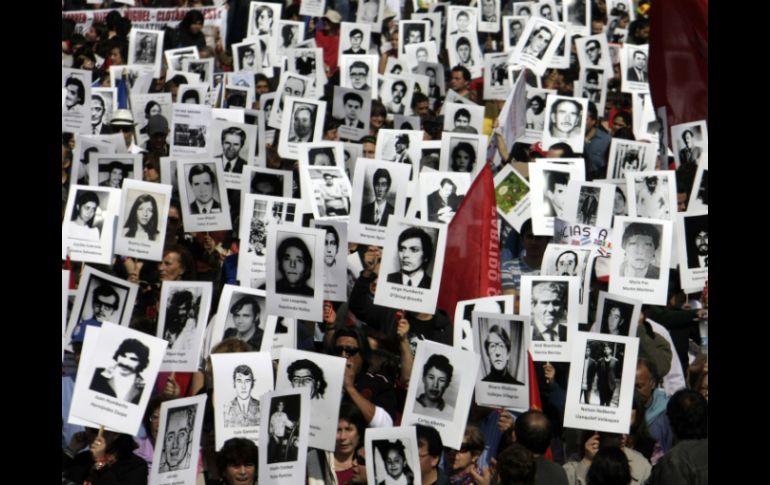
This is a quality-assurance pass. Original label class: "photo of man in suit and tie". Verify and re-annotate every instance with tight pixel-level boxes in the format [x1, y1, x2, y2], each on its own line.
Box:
[626, 49, 648, 82]
[360, 168, 395, 226]
[386, 226, 434, 289]
[217, 127, 248, 174]
[530, 281, 568, 342]
[187, 163, 222, 214]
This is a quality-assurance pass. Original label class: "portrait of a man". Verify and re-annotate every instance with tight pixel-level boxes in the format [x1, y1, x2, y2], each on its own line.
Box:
[338, 92, 366, 129]
[217, 127, 248, 174]
[542, 170, 569, 218]
[619, 222, 661, 279]
[427, 178, 463, 223]
[455, 36, 475, 69]
[288, 104, 315, 143]
[320, 225, 341, 268]
[387, 227, 434, 289]
[99, 161, 130, 188]
[555, 251, 578, 276]
[548, 98, 583, 139]
[344, 28, 367, 54]
[318, 173, 350, 216]
[348, 61, 371, 91]
[452, 108, 477, 134]
[159, 405, 195, 473]
[71, 283, 122, 342]
[275, 236, 315, 296]
[90, 338, 150, 404]
[64, 76, 86, 111]
[508, 19, 524, 47]
[361, 168, 395, 226]
[386, 80, 407, 115]
[600, 302, 632, 336]
[481, 324, 523, 385]
[392, 134, 413, 165]
[415, 353, 455, 418]
[635, 176, 669, 220]
[684, 216, 708, 269]
[223, 364, 260, 427]
[626, 50, 648, 82]
[530, 281, 568, 342]
[267, 398, 298, 463]
[287, 359, 327, 399]
[523, 26, 553, 59]
[584, 39, 602, 66]
[224, 295, 264, 350]
[91, 95, 111, 134]
[678, 129, 702, 166]
[187, 164, 221, 214]
[163, 290, 197, 351]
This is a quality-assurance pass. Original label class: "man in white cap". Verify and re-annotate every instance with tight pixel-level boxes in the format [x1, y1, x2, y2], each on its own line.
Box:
[110, 109, 145, 154]
[316, 10, 342, 77]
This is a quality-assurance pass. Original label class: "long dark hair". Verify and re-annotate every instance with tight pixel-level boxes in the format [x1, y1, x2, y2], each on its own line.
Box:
[123, 194, 159, 240]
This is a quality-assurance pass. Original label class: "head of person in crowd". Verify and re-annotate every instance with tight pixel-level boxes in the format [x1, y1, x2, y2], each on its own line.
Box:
[513, 410, 552, 456]
[447, 426, 485, 477]
[667, 388, 708, 442]
[585, 446, 631, 485]
[416, 425, 444, 484]
[110, 109, 137, 148]
[336, 402, 368, 467]
[330, 326, 373, 378]
[449, 66, 471, 94]
[351, 441, 368, 484]
[159, 244, 196, 281]
[217, 438, 259, 485]
[635, 357, 661, 408]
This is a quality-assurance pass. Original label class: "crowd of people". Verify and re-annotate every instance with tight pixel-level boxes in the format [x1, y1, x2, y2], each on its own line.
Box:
[62, 1, 708, 484]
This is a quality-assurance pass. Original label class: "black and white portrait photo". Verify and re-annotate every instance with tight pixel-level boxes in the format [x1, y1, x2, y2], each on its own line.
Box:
[116, 180, 172, 262]
[70, 322, 167, 435]
[676, 211, 708, 290]
[266, 226, 325, 321]
[89, 153, 140, 189]
[211, 352, 274, 450]
[502, 15, 526, 52]
[478, 0, 501, 32]
[91, 88, 116, 134]
[472, 313, 529, 410]
[399, 20, 430, 54]
[369, 437, 421, 485]
[278, 97, 327, 159]
[349, 159, 410, 245]
[419, 172, 470, 225]
[443, 102, 484, 135]
[176, 159, 232, 232]
[232, 40, 262, 73]
[257, 389, 310, 484]
[265, 394, 301, 464]
[387, 226, 436, 288]
[303, 166, 353, 219]
[401, 340, 479, 449]
[164, 46, 199, 73]
[184, 163, 220, 212]
[63, 67, 92, 133]
[340, 55, 378, 96]
[447, 33, 483, 79]
[528, 160, 585, 235]
[575, 34, 611, 73]
[157, 281, 211, 372]
[606, 138, 655, 180]
[247, 1, 281, 38]
[311, 219, 349, 302]
[242, 167, 292, 199]
[453, 295, 514, 352]
[590, 291, 641, 338]
[510, 18, 565, 75]
[542, 95, 588, 153]
[128, 28, 164, 77]
[64, 187, 111, 244]
[339, 22, 371, 57]
[268, 71, 312, 128]
[438, 133, 487, 178]
[627, 171, 676, 221]
[610, 216, 672, 305]
[333, 87, 372, 141]
[150, 394, 206, 485]
[564, 332, 639, 434]
[621, 44, 650, 93]
[380, 76, 414, 116]
[671, 121, 707, 168]
[182, 58, 214, 86]
[275, 20, 304, 56]
[275, 348, 346, 451]
[540, 243, 594, 321]
[520, 276, 580, 361]
[211, 285, 268, 353]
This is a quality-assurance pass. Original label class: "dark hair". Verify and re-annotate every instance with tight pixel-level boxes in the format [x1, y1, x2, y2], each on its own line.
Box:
[600, 303, 631, 336]
[585, 39, 601, 51]
[321, 224, 340, 247]
[586, 446, 631, 485]
[91, 94, 105, 110]
[343, 92, 364, 106]
[331, 327, 372, 372]
[422, 353, 453, 382]
[372, 168, 392, 190]
[93, 284, 120, 308]
[513, 410, 552, 454]
[416, 425, 443, 458]
[376, 439, 416, 481]
[497, 443, 536, 485]
[144, 101, 161, 119]
[587, 101, 598, 120]
[180, 9, 204, 32]
[221, 126, 246, 146]
[349, 60, 370, 73]
[622, 223, 661, 250]
[277, 237, 313, 283]
[485, 325, 512, 357]
[454, 108, 471, 122]
[216, 438, 259, 473]
[286, 359, 328, 397]
[439, 178, 457, 191]
[667, 389, 708, 440]
[545, 170, 570, 192]
[397, 226, 434, 270]
[555, 250, 578, 268]
[169, 289, 194, 311]
[251, 173, 281, 194]
[350, 28, 363, 38]
[681, 129, 694, 141]
[550, 98, 582, 119]
[392, 80, 407, 93]
[230, 295, 260, 320]
[636, 357, 660, 387]
[232, 364, 254, 382]
[456, 36, 471, 49]
[72, 190, 100, 225]
[181, 89, 200, 103]
[163, 245, 196, 281]
[547, 142, 575, 157]
[338, 402, 367, 441]
[451, 65, 471, 82]
[124, 194, 159, 240]
[113, 338, 150, 373]
[187, 163, 216, 186]
[65, 76, 85, 105]
[451, 142, 476, 172]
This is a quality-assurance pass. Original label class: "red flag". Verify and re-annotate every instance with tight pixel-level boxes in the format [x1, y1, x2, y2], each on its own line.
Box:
[437, 164, 501, 319]
[648, 0, 708, 141]
[526, 351, 550, 460]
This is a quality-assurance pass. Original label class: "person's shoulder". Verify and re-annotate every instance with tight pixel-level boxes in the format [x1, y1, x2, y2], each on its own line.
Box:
[386, 272, 401, 283]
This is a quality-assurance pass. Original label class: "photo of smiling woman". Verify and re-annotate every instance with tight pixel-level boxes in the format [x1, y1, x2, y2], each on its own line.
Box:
[123, 193, 159, 240]
[275, 236, 315, 297]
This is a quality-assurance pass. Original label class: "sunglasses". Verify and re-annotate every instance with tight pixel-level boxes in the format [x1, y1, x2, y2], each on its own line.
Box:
[334, 345, 360, 357]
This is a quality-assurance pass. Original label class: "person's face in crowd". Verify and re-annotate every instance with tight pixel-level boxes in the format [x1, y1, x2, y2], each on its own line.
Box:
[457, 43, 471, 63]
[351, 446, 368, 483]
[312, 152, 332, 166]
[345, 98, 362, 121]
[164, 412, 190, 468]
[110, 47, 125, 65]
[455, 114, 471, 129]
[624, 234, 655, 271]
[418, 438, 438, 476]
[136, 200, 154, 227]
[350, 32, 363, 49]
[450, 70, 468, 91]
[258, 9, 273, 33]
[336, 419, 360, 456]
[91, 99, 105, 125]
[224, 462, 256, 485]
[456, 13, 469, 31]
[556, 253, 577, 275]
[234, 371, 254, 400]
[280, 245, 307, 285]
[552, 101, 580, 134]
[392, 83, 406, 104]
[66, 84, 80, 108]
[148, 407, 161, 441]
[324, 174, 335, 187]
[695, 230, 708, 254]
[77, 200, 98, 225]
[408, 28, 422, 44]
[233, 302, 258, 335]
[607, 307, 622, 333]
[422, 366, 449, 403]
[486, 332, 509, 372]
[255, 79, 270, 94]
[350, 67, 368, 89]
[612, 115, 628, 133]
[116, 351, 141, 376]
[290, 367, 316, 391]
[374, 176, 390, 202]
[399, 237, 426, 274]
[160, 251, 185, 281]
[363, 141, 376, 158]
[385, 450, 405, 478]
[533, 287, 564, 328]
[633, 51, 647, 70]
[530, 28, 553, 54]
[586, 42, 600, 63]
[284, 78, 305, 97]
[635, 364, 655, 404]
[223, 133, 243, 160]
[191, 171, 214, 204]
[450, 440, 475, 473]
[336, 335, 364, 375]
[242, 49, 255, 67]
[190, 20, 204, 35]
[453, 148, 472, 172]
[324, 231, 338, 265]
[293, 109, 312, 138]
[439, 182, 454, 199]
[93, 292, 118, 321]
